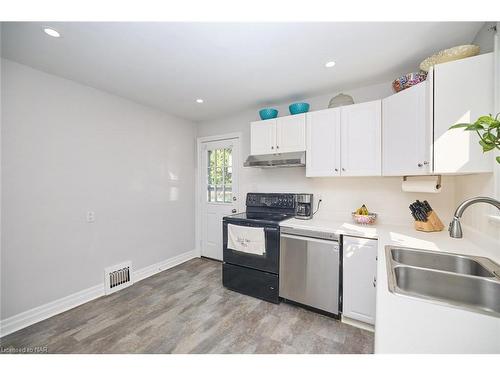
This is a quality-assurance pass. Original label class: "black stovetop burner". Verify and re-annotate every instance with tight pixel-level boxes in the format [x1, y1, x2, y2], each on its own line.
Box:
[223, 193, 297, 225]
[225, 211, 295, 225]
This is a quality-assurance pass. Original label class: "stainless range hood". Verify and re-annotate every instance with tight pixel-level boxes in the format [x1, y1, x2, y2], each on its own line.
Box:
[244, 151, 306, 168]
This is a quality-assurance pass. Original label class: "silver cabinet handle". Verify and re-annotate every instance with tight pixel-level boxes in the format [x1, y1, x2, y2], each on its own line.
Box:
[334, 168, 339, 172]
[423, 161, 429, 165]
[271, 146, 274, 150]
[231, 209, 237, 213]
[276, 145, 279, 149]
[418, 163, 423, 167]
[373, 277, 377, 287]
[342, 168, 346, 171]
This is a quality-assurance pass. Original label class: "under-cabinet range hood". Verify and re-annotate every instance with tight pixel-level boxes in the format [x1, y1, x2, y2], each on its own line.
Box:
[244, 151, 306, 168]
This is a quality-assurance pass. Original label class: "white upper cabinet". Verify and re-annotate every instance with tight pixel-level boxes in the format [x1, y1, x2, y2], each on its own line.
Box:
[250, 115, 305, 155]
[250, 119, 276, 155]
[433, 53, 494, 174]
[276, 114, 306, 153]
[340, 100, 382, 176]
[306, 108, 341, 177]
[382, 82, 431, 176]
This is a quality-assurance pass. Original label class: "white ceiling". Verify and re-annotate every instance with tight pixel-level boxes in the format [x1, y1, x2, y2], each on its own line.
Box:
[1, 22, 483, 122]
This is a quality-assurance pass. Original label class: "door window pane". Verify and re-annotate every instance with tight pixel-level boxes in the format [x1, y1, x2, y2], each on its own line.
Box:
[206, 146, 233, 203]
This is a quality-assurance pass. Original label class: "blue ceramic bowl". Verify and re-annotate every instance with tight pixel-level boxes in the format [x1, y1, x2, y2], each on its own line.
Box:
[259, 108, 278, 120]
[289, 102, 310, 115]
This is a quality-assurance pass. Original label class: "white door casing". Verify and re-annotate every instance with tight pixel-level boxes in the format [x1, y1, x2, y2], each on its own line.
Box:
[199, 136, 240, 260]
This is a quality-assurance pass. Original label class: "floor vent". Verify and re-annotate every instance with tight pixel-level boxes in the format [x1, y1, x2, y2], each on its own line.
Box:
[104, 261, 133, 295]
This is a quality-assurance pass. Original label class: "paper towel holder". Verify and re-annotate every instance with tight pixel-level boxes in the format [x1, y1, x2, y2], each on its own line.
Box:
[402, 175, 442, 189]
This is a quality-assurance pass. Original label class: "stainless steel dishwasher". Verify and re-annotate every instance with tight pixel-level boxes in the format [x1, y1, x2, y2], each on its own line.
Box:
[279, 226, 340, 317]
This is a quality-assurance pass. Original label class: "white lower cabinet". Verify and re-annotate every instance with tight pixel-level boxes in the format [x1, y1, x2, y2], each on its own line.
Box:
[342, 236, 377, 325]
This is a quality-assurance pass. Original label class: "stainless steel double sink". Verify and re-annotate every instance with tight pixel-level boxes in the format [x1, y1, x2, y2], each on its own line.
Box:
[386, 246, 500, 318]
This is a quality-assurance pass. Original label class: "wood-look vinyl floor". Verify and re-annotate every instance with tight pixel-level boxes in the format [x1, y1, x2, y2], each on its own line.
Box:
[0, 258, 374, 354]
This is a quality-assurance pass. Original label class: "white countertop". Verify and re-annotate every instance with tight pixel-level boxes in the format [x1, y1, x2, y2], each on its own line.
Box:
[281, 217, 500, 354]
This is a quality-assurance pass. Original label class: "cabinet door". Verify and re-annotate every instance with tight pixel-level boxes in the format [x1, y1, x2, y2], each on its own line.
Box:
[250, 119, 276, 155]
[342, 236, 377, 325]
[306, 108, 341, 177]
[276, 114, 306, 153]
[340, 101, 382, 176]
[382, 82, 431, 176]
[433, 53, 494, 174]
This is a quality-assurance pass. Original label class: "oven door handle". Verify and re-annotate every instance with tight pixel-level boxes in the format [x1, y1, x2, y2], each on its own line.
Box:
[280, 233, 339, 248]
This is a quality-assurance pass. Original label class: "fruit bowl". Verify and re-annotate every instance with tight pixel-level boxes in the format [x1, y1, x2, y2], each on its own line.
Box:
[351, 212, 377, 225]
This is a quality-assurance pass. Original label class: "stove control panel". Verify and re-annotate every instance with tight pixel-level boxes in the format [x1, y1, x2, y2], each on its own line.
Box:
[246, 193, 296, 209]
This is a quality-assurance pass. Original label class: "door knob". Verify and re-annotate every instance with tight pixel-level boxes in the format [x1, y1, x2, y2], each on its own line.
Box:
[231, 209, 237, 213]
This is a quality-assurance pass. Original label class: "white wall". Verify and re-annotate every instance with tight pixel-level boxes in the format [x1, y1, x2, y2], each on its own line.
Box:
[453, 23, 500, 243]
[1, 59, 197, 319]
[472, 22, 495, 53]
[197, 82, 458, 226]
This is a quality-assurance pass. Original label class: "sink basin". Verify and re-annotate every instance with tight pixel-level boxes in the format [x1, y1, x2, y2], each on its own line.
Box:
[391, 248, 495, 277]
[394, 265, 500, 316]
[386, 246, 500, 318]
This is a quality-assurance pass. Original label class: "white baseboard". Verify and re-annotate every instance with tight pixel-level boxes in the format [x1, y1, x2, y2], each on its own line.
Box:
[0, 250, 198, 338]
[341, 316, 375, 332]
[133, 250, 197, 283]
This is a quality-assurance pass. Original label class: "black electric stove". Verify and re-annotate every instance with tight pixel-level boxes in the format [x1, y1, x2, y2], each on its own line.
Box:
[222, 193, 296, 303]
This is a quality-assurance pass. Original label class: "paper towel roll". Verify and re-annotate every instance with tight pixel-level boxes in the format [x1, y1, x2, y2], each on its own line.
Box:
[402, 176, 442, 193]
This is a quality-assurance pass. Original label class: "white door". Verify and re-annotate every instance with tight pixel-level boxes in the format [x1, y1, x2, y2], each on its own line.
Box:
[306, 108, 341, 177]
[276, 114, 306, 153]
[340, 100, 382, 176]
[342, 236, 377, 325]
[200, 138, 239, 260]
[382, 82, 431, 176]
[250, 119, 276, 155]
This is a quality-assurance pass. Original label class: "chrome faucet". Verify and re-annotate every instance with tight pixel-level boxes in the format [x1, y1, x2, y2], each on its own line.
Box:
[449, 196, 500, 238]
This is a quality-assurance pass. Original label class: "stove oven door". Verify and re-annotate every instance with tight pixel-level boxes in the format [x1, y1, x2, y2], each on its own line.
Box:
[223, 220, 279, 274]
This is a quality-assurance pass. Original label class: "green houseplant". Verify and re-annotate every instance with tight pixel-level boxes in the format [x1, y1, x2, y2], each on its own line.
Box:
[449, 113, 500, 164]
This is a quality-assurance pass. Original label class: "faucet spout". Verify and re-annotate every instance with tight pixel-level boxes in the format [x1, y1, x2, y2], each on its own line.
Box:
[449, 196, 500, 238]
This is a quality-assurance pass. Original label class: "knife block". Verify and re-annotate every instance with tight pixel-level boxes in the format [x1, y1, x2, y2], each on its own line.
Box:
[414, 211, 445, 232]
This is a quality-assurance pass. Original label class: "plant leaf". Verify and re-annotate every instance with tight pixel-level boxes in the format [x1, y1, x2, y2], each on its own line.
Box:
[496, 156, 500, 164]
[476, 115, 495, 125]
[479, 140, 495, 152]
[449, 123, 470, 130]
[465, 124, 485, 131]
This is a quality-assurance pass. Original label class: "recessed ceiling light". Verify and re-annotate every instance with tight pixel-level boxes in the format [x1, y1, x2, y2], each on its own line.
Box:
[196, 99, 204, 104]
[43, 28, 61, 38]
[325, 61, 336, 68]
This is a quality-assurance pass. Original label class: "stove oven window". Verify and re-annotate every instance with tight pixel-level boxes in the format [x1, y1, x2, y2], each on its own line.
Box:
[207, 147, 233, 203]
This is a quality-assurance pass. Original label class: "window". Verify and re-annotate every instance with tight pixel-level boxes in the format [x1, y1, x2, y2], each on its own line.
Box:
[207, 147, 233, 203]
